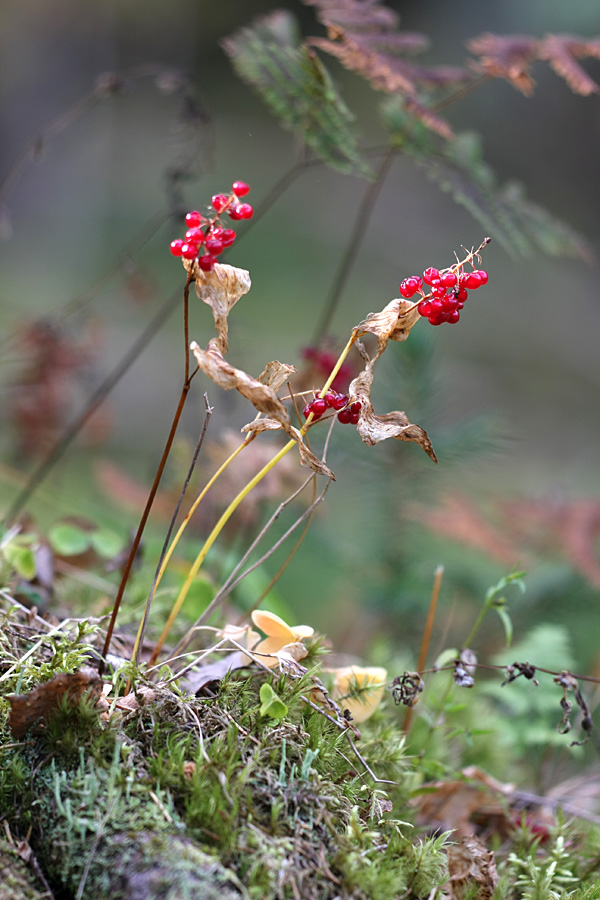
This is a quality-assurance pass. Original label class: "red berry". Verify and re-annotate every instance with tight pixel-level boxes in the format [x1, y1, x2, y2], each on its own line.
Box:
[232, 180, 250, 197]
[303, 403, 313, 419]
[350, 411, 360, 425]
[441, 294, 459, 312]
[170, 239, 185, 257]
[418, 300, 433, 317]
[185, 210, 203, 228]
[428, 315, 444, 326]
[198, 254, 216, 271]
[337, 408, 353, 424]
[432, 284, 446, 297]
[311, 397, 327, 417]
[447, 310, 460, 324]
[455, 287, 468, 302]
[476, 269, 488, 284]
[400, 276, 421, 299]
[428, 299, 444, 316]
[181, 242, 199, 260]
[205, 236, 224, 256]
[422, 267, 440, 285]
[464, 271, 483, 289]
[350, 401, 362, 414]
[440, 271, 457, 288]
[229, 202, 253, 220]
[221, 228, 236, 247]
[211, 194, 230, 213]
[185, 228, 205, 245]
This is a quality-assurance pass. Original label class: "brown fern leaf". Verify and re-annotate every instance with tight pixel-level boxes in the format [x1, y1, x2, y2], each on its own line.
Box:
[467, 33, 541, 95]
[303, 0, 468, 139]
[539, 34, 600, 96]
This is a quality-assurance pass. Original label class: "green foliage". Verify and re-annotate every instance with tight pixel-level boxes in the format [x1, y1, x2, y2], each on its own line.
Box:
[259, 682, 288, 718]
[222, 11, 371, 177]
[506, 832, 579, 899]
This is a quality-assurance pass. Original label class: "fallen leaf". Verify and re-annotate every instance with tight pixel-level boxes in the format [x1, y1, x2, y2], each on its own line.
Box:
[447, 835, 499, 900]
[354, 298, 421, 360]
[7, 668, 103, 739]
[257, 360, 298, 391]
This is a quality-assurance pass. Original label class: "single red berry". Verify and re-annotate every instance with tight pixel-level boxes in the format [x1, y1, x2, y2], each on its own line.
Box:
[311, 397, 327, 417]
[332, 393, 348, 410]
[464, 271, 483, 289]
[422, 267, 440, 285]
[185, 210, 203, 228]
[209, 226, 224, 238]
[185, 228, 205, 245]
[170, 239, 185, 257]
[440, 271, 457, 288]
[441, 294, 459, 312]
[211, 194, 230, 213]
[447, 309, 461, 324]
[428, 299, 444, 316]
[399, 276, 421, 299]
[418, 300, 433, 317]
[303, 403, 313, 419]
[232, 180, 250, 197]
[221, 228, 236, 247]
[428, 315, 444, 326]
[198, 254, 216, 271]
[350, 411, 360, 425]
[181, 242, 199, 260]
[236, 203, 253, 219]
[337, 407, 353, 424]
[324, 391, 336, 408]
[474, 269, 488, 285]
[455, 287, 468, 302]
[205, 236, 224, 256]
[349, 401, 362, 414]
[432, 284, 447, 297]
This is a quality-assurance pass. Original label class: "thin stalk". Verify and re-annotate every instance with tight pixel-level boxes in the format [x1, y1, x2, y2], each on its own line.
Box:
[99, 271, 194, 672]
[403, 565, 443, 734]
[130, 393, 213, 667]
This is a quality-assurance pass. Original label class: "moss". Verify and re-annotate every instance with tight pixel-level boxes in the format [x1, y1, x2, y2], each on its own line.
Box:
[0, 840, 47, 900]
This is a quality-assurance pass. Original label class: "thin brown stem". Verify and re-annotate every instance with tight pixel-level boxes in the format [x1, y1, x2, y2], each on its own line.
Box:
[403, 565, 443, 735]
[98, 270, 195, 673]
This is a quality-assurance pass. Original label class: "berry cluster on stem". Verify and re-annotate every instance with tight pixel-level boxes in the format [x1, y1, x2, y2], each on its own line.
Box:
[399, 246, 489, 326]
[169, 181, 253, 271]
[303, 391, 361, 425]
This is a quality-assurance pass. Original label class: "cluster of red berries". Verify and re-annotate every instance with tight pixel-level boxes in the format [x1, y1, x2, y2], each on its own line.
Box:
[400, 265, 488, 326]
[303, 391, 362, 425]
[169, 181, 253, 272]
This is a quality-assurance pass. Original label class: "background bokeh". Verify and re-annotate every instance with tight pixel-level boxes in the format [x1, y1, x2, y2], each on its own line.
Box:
[1, 1, 600, 675]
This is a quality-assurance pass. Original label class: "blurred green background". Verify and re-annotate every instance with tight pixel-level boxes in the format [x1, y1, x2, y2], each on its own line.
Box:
[1, 0, 600, 684]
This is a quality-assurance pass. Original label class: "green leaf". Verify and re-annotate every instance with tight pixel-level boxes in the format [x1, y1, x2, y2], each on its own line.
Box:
[495, 605, 513, 648]
[222, 11, 371, 177]
[259, 682, 288, 719]
[89, 528, 125, 559]
[48, 523, 91, 556]
[3, 544, 36, 580]
[383, 117, 593, 261]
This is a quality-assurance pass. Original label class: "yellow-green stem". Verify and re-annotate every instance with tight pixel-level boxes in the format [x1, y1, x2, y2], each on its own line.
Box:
[147, 330, 357, 667]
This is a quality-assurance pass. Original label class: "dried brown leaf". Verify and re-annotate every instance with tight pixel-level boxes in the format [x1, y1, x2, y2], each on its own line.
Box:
[303, 0, 467, 137]
[7, 668, 103, 739]
[467, 33, 540, 95]
[354, 297, 421, 360]
[183, 260, 251, 353]
[348, 347, 437, 461]
[241, 419, 335, 480]
[257, 360, 297, 391]
[190, 339, 291, 428]
[447, 836, 499, 900]
[539, 34, 600, 95]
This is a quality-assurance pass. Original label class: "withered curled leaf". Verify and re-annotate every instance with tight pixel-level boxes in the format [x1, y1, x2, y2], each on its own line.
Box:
[191, 340, 291, 428]
[354, 298, 421, 360]
[183, 260, 251, 353]
[241, 419, 335, 479]
[7, 668, 103, 739]
[348, 345, 437, 461]
[447, 836, 499, 899]
[257, 360, 297, 391]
